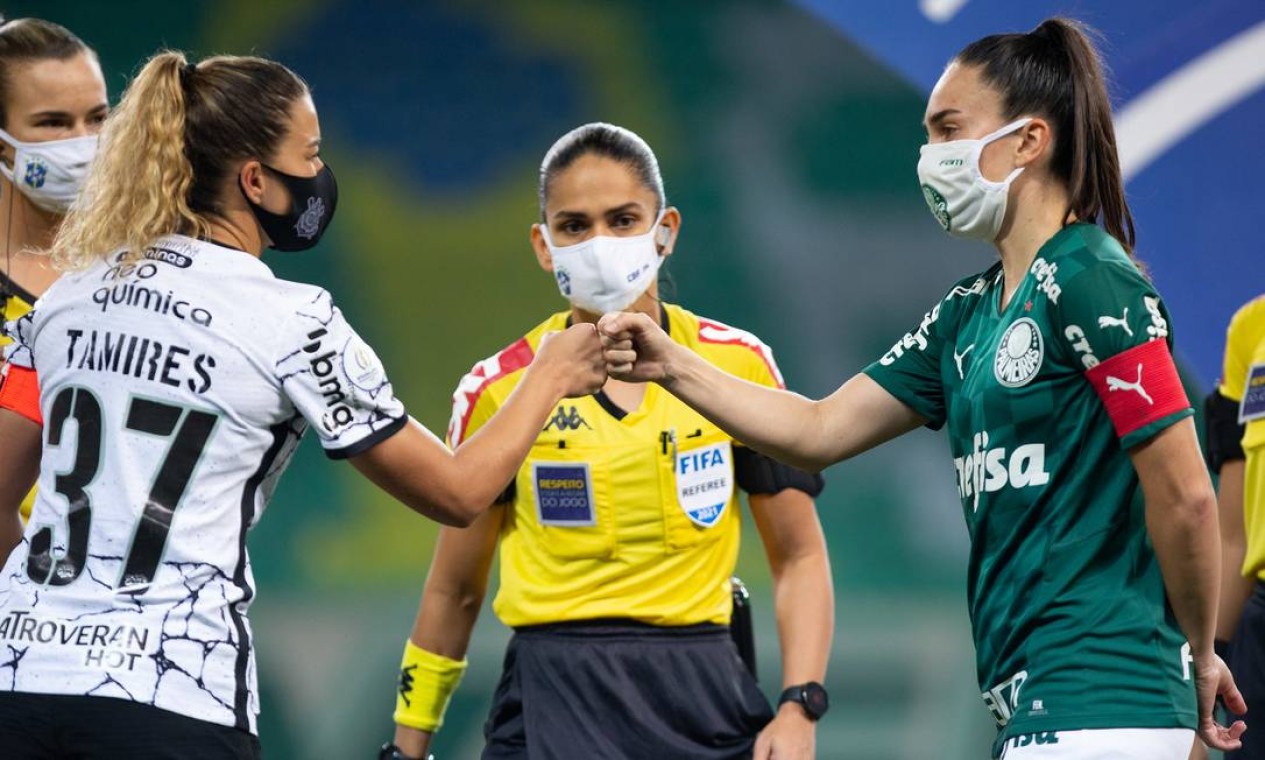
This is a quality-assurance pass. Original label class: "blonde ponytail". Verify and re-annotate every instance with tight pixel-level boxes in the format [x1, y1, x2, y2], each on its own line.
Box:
[51, 50, 206, 270]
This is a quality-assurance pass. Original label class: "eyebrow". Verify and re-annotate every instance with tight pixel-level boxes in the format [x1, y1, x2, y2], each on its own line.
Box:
[924, 108, 961, 129]
[306, 136, 322, 147]
[550, 202, 644, 221]
[29, 103, 109, 121]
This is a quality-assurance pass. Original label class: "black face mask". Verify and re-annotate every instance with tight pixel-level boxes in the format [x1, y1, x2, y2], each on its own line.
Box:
[242, 162, 338, 252]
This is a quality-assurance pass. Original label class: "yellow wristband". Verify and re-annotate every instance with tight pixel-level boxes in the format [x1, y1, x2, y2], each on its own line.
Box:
[393, 640, 468, 732]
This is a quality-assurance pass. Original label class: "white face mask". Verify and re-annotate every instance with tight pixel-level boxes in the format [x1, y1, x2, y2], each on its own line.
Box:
[541, 210, 670, 315]
[916, 118, 1032, 242]
[0, 127, 98, 214]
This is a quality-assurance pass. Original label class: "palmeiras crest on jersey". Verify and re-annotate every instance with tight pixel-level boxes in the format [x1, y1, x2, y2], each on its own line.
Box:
[294, 197, 326, 239]
[994, 317, 1043, 388]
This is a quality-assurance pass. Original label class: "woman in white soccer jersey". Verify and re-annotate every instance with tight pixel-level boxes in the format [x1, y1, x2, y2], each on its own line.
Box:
[0, 50, 605, 758]
[600, 18, 1245, 760]
[382, 124, 833, 760]
[0, 17, 109, 522]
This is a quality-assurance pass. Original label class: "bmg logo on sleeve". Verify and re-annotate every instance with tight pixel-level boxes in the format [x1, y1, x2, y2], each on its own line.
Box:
[532, 463, 596, 526]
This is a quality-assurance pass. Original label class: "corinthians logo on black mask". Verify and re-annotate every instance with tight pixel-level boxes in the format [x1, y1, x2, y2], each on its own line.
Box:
[242, 162, 339, 252]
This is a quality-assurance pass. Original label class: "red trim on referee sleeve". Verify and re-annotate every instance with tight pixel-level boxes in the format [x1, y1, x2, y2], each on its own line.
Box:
[446, 338, 535, 446]
[1085, 339, 1188, 440]
[0, 365, 42, 425]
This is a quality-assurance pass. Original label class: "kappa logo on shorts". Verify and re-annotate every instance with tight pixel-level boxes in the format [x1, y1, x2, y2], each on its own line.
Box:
[533, 463, 596, 526]
[994, 318, 1043, 388]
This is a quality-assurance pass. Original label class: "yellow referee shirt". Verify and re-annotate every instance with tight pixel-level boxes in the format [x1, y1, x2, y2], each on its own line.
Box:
[1, 272, 36, 521]
[446, 304, 794, 628]
[1219, 295, 1265, 582]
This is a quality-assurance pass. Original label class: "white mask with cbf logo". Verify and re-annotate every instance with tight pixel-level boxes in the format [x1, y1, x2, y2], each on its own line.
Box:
[542, 210, 670, 314]
[916, 118, 1032, 242]
[0, 128, 98, 214]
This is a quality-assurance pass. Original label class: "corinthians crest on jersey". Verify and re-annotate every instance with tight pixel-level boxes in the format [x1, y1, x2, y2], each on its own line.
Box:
[994, 317, 1044, 388]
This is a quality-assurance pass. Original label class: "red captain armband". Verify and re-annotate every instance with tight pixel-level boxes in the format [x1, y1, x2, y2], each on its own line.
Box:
[0, 365, 42, 425]
[1085, 339, 1189, 440]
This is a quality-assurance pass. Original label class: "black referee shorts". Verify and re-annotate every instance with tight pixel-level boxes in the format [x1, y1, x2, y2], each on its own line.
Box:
[483, 619, 774, 760]
[1228, 582, 1265, 760]
[0, 692, 261, 759]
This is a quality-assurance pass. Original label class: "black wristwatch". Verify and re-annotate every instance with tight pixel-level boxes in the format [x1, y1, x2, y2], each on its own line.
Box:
[777, 681, 829, 721]
[378, 743, 433, 760]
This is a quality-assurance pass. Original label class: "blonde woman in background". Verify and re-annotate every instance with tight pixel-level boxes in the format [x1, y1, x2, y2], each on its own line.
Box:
[0, 16, 108, 521]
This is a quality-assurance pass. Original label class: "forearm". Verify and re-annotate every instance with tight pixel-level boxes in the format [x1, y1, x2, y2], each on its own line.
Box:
[772, 550, 834, 687]
[0, 511, 21, 568]
[392, 587, 481, 758]
[660, 345, 832, 471]
[1216, 459, 1252, 640]
[393, 515, 500, 757]
[447, 363, 564, 506]
[1147, 489, 1221, 654]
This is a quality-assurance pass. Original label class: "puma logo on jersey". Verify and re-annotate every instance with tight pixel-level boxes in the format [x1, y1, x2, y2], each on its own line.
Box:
[953, 432, 1050, 512]
[1096, 308, 1133, 337]
[1105, 364, 1153, 405]
[952, 343, 975, 380]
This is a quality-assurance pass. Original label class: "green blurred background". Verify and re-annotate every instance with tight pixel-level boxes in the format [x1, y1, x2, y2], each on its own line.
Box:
[12, 1, 1145, 757]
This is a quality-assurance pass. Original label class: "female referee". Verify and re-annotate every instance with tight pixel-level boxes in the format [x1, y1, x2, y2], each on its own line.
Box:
[0, 17, 108, 522]
[600, 18, 1245, 760]
[383, 123, 833, 760]
[0, 50, 605, 758]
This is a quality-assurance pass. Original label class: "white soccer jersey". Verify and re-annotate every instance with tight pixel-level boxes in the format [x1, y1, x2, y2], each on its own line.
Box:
[0, 235, 406, 733]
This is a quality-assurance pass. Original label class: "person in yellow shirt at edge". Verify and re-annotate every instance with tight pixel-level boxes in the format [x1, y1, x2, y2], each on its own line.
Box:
[0, 17, 108, 522]
[1207, 295, 1265, 760]
[380, 123, 834, 760]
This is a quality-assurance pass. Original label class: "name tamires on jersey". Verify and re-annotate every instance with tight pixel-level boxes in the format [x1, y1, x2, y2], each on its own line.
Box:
[0, 236, 406, 733]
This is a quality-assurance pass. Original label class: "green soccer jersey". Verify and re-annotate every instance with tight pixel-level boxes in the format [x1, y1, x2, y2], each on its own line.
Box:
[865, 223, 1196, 753]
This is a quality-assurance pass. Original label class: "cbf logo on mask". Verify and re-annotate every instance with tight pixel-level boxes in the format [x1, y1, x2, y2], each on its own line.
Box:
[675, 441, 734, 528]
[23, 157, 48, 189]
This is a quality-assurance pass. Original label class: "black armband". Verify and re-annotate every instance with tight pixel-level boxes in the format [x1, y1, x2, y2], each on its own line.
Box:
[733, 446, 824, 497]
[1204, 390, 1246, 471]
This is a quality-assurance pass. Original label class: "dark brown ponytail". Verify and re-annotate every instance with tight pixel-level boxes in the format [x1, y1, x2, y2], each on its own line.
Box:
[958, 17, 1136, 255]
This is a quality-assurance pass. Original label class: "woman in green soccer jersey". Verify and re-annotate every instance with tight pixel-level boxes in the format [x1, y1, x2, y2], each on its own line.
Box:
[382, 124, 833, 760]
[0, 17, 108, 522]
[600, 18, 1244, 760]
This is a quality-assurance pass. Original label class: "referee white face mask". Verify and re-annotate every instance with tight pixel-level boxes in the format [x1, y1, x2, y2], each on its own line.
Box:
[541, 209, 671, 315]
[916, 117, 1032, 242]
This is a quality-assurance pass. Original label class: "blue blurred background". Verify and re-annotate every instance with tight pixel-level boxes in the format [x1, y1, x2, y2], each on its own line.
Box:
[17, 1, 1264, 757]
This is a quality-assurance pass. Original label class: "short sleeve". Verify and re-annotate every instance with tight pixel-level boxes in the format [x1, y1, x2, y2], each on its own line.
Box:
[1219, 299, 1264, 403]
[1050, 261, 1192, 449]
[446, 377, 500, 448]
[863, 299, 949, 429]
[275, 291, 407, 459]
